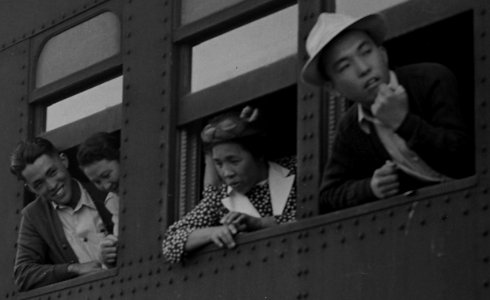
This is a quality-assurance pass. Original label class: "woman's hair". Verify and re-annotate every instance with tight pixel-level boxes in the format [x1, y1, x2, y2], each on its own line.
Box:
[77, 132, 120, 168]
[10, 137, 59, 180]
[201, 108, 267, 159]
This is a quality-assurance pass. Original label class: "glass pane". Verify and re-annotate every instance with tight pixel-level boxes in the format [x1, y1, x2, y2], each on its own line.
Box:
[181, 0, 244, 25]
[191, 5, 298, 93]
[36, 12, 121, 88]
[336, 0, 410, 17]
[45, 76, 122, 131]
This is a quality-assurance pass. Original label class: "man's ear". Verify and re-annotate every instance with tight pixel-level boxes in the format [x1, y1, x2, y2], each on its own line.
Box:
[59, 153, 69, 168]
[24, 183, 37, 194]
[379, 46, 389, 66]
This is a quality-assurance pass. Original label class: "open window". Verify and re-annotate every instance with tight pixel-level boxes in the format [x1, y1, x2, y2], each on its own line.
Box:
[174, 3, 298, 219]
[19, 8, 123, 295]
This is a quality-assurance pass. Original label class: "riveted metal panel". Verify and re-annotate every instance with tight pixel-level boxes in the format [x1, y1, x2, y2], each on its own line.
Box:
[0, 41, 30, 299]
[474, 1, 490, 299]
[119, 0, 174, 275]
[296, 0, 335, 219]
[0, 0, 110, 50]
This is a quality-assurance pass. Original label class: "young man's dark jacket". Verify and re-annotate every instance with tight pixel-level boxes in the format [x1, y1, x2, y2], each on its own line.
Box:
[320, 63, 473, 212]
[14, 182, 113, 291]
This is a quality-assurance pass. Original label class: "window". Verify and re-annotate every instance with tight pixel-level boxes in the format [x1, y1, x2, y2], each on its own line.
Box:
[36, 12, 120, 88]
[336, 0, 409, 16]
[191, 5, 297, 92]
[181, 0, 244, 25]
[45, 76, 122, 131]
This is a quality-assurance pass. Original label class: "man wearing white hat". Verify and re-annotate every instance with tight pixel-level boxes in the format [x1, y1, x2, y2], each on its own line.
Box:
[301, 13, 472, 212]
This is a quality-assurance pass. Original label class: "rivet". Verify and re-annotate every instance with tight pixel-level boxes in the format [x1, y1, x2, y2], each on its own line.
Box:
[483, 230, 489, 237]
[484, 280, 489, 288]
[441, 214, 448, 221]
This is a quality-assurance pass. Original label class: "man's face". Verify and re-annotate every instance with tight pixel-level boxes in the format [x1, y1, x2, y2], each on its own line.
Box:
[82, 159, 120, 194]
[320, 30, 390, 105]
[22, 154, 74, 206]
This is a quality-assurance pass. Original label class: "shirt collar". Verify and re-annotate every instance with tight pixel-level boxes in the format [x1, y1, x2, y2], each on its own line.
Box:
[51, 180, 96, 212]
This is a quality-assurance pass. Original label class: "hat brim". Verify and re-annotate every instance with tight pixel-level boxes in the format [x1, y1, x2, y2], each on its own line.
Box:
[301, 14, 387, 87]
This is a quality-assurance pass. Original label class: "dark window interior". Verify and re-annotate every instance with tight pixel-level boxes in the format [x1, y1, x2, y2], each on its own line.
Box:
[384, 10, 475, 173]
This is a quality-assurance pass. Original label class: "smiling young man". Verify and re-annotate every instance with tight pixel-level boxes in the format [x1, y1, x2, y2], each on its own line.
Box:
[9, 137, 116, 291]
[301, 13, 473, 212]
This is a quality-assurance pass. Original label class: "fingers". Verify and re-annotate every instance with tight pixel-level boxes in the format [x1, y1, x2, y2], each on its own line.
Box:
[374, 161, 397, 176]
[210, 226, 237, 249]
[371, 161, 400, 199]
[221, 212, 246, 227]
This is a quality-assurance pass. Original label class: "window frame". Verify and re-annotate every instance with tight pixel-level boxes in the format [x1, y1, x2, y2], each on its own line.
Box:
[29, 2, 123, 137]
[173, 1, 299, 217]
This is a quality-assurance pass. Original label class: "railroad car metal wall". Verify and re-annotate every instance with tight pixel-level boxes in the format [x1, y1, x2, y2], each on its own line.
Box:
[0, 0, 489, 299]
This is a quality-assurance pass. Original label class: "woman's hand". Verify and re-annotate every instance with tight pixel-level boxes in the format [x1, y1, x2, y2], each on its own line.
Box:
[220, 212, 276, 232]
[208, 225, 238, 248]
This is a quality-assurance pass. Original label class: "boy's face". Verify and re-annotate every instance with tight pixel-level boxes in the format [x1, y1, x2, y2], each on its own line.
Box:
[22, 154, 74, 207]
[320, 30, 390, 105]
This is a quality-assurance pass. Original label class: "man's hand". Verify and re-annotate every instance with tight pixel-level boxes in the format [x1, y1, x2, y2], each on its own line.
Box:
[67, 261, 103, 275]
[208, 225, 238, 249]
[370, 161, 400, 199]
[100, 234, 118, 267]
[371, 83, 408, 130]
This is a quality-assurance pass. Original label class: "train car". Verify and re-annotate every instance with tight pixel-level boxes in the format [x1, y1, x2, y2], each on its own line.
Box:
[0, 0, 488, 299]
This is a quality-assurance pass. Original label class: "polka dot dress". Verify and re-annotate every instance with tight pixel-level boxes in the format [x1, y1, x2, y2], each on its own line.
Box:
[162, 156, 296, 264]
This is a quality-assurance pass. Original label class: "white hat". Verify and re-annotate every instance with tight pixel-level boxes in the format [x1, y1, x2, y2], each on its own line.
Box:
[301, 13, 387, 86]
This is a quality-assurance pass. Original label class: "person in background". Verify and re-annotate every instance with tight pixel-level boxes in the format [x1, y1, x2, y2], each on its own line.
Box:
[10, 137, 116, 291]
[77, 132, 120, 267]
[162, 107, 296, 263]
[301, 13, 472, 212]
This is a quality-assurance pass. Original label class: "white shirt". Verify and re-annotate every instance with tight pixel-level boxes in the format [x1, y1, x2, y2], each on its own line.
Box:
[52, 181, 106, 264]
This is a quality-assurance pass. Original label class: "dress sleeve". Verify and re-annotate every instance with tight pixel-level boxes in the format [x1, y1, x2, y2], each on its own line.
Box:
[162, 185, 227, 264]
[14, 214, 76, 291]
